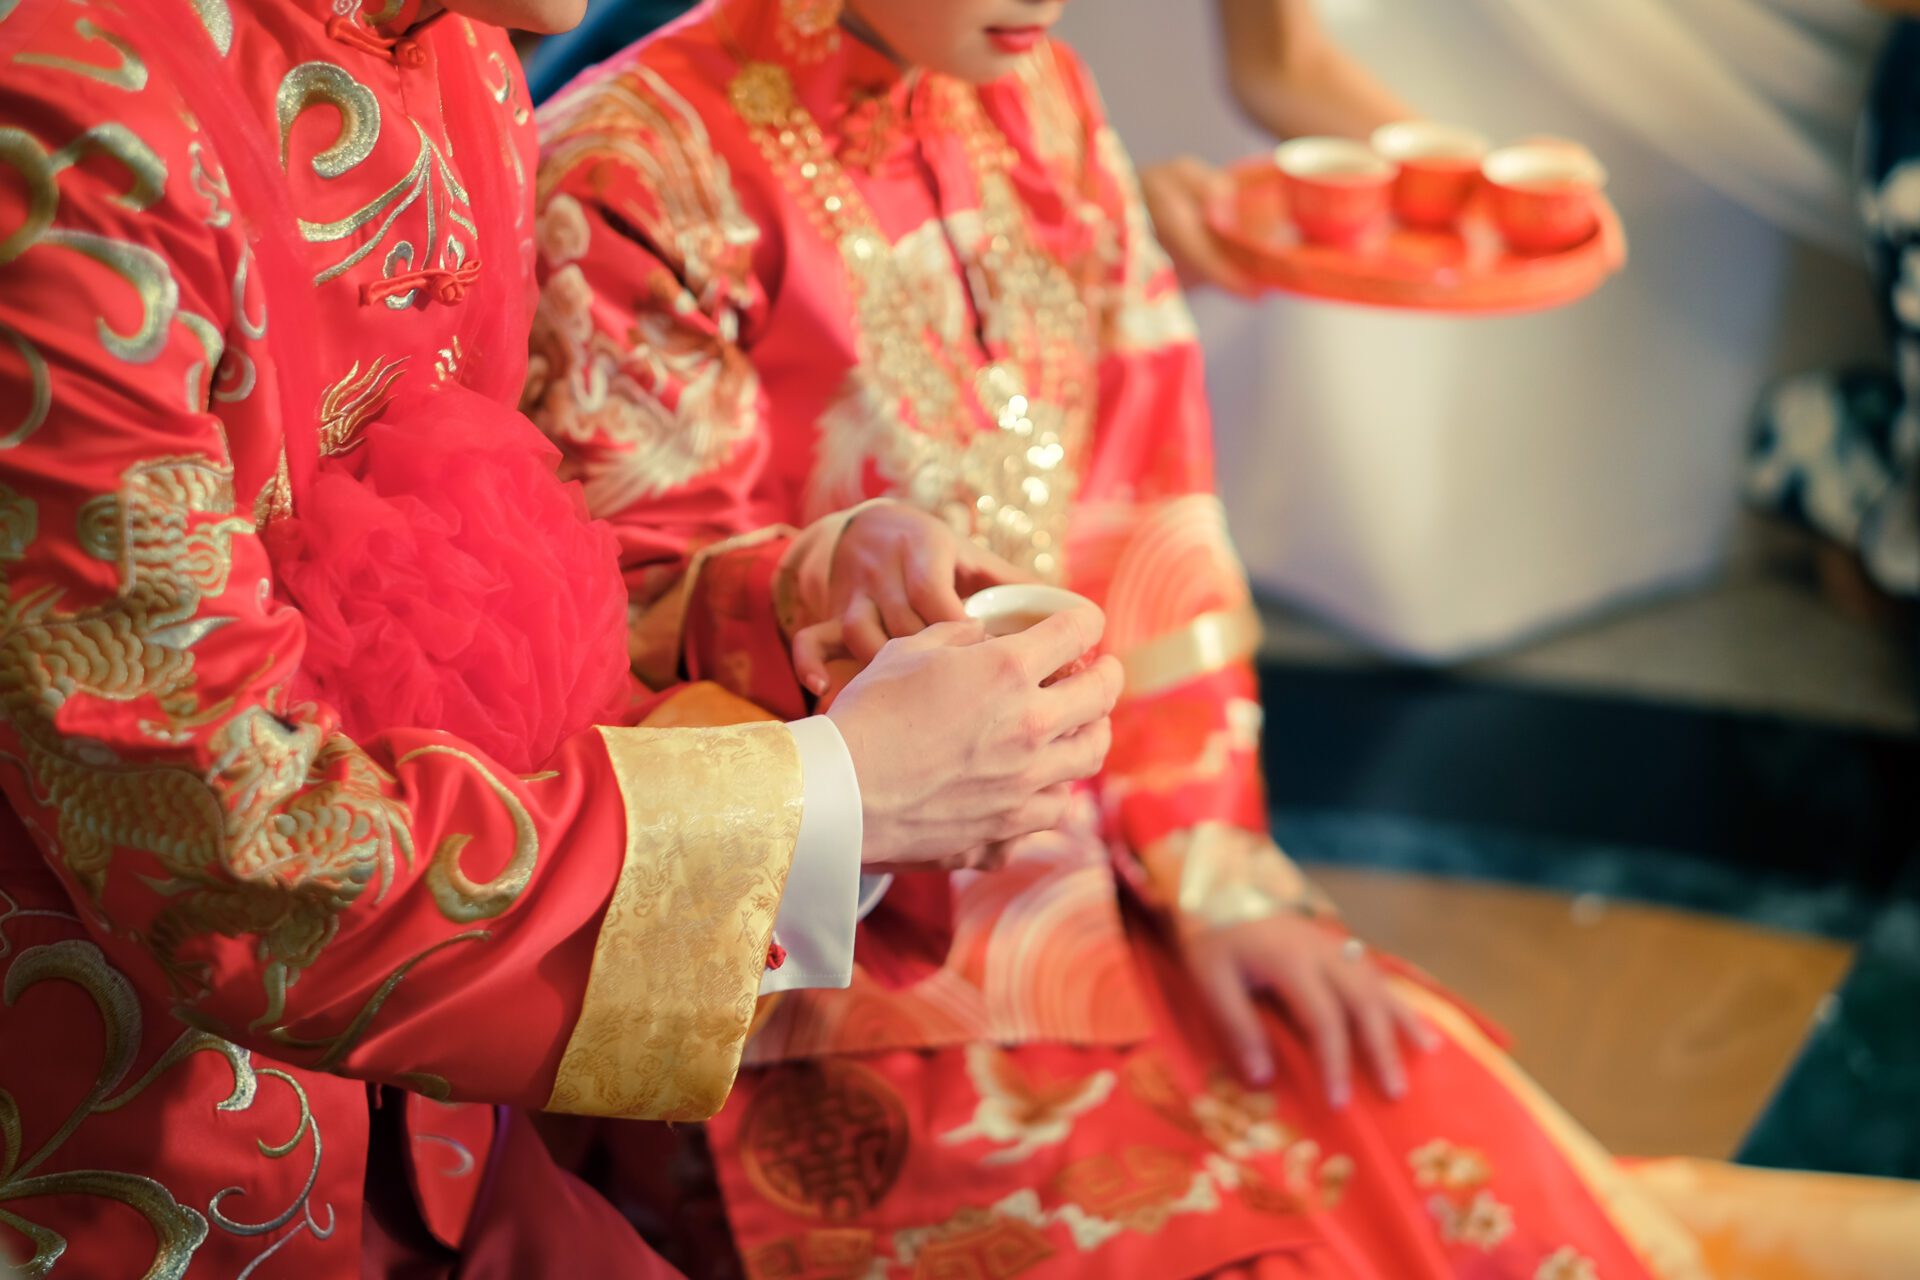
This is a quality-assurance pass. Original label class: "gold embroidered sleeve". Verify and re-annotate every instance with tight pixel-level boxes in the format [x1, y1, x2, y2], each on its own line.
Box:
[546, 720, 803, 1120]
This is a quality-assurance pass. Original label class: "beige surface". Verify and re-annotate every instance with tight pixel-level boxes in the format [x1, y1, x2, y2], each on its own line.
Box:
[1310, 866, 1856, 1160]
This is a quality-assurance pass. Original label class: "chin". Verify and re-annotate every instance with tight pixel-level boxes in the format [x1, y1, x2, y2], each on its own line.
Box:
[942, 43, 1028, 85]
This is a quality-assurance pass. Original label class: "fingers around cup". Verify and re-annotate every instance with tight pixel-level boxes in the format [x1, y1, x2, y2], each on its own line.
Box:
[963, 586, 1104, 683]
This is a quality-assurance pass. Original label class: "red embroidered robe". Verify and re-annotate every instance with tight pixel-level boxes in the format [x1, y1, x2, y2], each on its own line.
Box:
[517, 4, 1729, 1279]
[0, 2, 804, 1274]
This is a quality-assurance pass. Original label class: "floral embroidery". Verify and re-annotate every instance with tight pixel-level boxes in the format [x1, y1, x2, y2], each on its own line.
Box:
[536, 192, 590, 265]
[1410, 1137, 1493, 1191]
[1187, 1073, 1288, 1160]
[1121, 1058, 1354, 1211]
[529, 67, 765, 515]
[941, 1044, 1116, 1165]
[1537, 1246, 1601, 1280]
[885, 1175, 1225, 1275]
[1410, 1138, 1515, 1252]
[1434, 1189, 1517, 1250]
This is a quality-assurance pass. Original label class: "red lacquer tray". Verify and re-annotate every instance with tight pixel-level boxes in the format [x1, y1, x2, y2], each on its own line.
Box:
[1206, 159, 1626, 314]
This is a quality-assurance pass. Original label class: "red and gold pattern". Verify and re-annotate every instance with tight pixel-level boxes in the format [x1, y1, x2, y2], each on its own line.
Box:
[530, 0, 1288, 1061]
[0, 2, 806, 1274]
[709, 937, 1669, 1280]
[528, 3, 1920, 1278]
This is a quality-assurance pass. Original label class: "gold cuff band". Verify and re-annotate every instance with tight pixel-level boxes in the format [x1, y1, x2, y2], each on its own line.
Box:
[546, 721, 802, 1120]
[1119, 605, 1262, 699]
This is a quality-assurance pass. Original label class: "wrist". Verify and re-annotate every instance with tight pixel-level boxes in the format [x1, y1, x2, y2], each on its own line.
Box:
[1139, 822, 1334, 935]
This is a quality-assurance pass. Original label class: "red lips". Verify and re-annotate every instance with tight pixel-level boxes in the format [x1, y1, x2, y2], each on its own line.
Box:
[986, 25, 1047, 53]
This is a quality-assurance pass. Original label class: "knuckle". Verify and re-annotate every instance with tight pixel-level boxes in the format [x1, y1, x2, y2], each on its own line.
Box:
[995, 647, 1030, 685]
[1083, 720, 1114, 770]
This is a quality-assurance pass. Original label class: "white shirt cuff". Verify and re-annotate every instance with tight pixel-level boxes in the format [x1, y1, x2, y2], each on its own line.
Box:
[760, 716, 864, 994]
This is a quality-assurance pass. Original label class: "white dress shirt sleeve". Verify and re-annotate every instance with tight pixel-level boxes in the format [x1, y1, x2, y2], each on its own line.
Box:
[760, 715, 867, 994]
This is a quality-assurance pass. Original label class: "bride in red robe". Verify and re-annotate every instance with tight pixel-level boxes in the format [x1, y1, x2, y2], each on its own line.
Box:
[524, 1, 1920, 1276]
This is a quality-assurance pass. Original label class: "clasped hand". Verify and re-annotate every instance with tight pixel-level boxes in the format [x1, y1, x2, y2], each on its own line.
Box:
[812, 502, 1122, 874]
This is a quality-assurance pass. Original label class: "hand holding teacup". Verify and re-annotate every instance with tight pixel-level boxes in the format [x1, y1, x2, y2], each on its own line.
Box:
[793, 507, 1120, 874]
[792, 499, 1031, 700]
[963, 583, 1103, 685]
[826, 604, 1120, 874]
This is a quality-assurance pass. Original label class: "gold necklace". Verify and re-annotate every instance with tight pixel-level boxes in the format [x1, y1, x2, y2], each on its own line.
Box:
[725, 59, 1096, 579]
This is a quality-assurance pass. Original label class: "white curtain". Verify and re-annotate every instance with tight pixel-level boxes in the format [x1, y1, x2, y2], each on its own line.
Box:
[1462, 0, 1888, 258]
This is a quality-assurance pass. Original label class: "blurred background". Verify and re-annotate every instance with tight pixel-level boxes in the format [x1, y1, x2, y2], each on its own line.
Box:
[1060, 0, 1918, 1178]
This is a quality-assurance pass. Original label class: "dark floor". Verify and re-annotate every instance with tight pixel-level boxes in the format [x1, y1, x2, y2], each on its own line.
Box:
[1256, 658, 1920, 1177]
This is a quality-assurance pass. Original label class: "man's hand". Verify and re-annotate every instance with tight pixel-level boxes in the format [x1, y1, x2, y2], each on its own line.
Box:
[827, 607, 1121, 873]
[1140, 156, 1259, 297]
[809, 501, 1029, 680]
[1183, 914, 1439, 1107]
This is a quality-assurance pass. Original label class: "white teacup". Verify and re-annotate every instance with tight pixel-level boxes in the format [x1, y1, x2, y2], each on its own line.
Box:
[963, 583, 1098, 636]
[963, 584, 1100, 682]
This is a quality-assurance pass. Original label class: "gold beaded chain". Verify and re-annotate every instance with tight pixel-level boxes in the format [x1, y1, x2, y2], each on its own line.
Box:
[725, 57, 1098, 579]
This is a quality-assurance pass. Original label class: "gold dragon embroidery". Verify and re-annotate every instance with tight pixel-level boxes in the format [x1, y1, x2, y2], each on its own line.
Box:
[0, 464, 415, 1033]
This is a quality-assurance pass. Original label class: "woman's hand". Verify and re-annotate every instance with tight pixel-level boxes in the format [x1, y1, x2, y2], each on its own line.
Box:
[1183, 914, 1439, 1107]
[1140, 157, 1259, 297]
[796, 500, 1028, 692]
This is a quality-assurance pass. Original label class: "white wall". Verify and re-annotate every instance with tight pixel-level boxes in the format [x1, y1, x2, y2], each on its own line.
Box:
[1059, 0, 1885, 659]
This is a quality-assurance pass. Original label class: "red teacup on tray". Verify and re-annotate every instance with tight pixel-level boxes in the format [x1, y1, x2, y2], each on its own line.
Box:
[1371, 121, 1489, 229]
[1205, 154, 1625, 315]
[1273, 137, 1395, 246]
[1482, 142, 1608, 254]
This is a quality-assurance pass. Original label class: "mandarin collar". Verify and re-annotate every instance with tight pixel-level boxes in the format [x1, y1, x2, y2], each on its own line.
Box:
[715, 0, 961, 171]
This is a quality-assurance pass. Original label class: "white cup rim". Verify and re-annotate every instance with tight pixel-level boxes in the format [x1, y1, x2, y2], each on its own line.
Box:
[1369, 121, 1489, 162]
[1482, 144, 1607, 191]
[1274, 136, 1395, 181]
[963, 583, 1097, 625]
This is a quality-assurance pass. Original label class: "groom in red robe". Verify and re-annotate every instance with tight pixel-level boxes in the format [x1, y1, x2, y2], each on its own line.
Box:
[0, 1, 1121, 1275]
